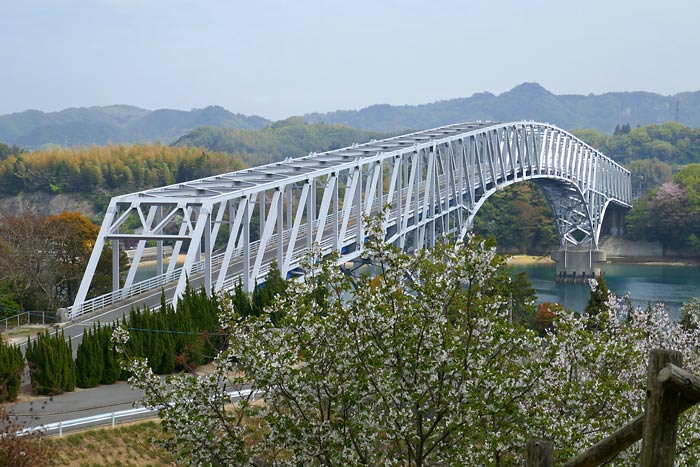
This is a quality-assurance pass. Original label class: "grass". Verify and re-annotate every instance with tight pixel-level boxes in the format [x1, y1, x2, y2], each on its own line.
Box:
[45, 420, 174, 467]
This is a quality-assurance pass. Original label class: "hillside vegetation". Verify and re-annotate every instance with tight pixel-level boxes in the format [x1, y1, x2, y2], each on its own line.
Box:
[0, 144, 245, 198]
[174, 117, 389, 165]
[626, 164, 700, 255]
[574, 121, 700, 165]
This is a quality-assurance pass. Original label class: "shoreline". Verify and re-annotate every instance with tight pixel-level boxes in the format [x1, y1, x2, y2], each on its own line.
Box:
[507, 254, 700, 267]
[605, 256, 700, 267]
[506, 255, 554, 266]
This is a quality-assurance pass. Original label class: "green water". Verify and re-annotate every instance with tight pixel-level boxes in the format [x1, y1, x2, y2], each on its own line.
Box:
[513, 262, 700, 317]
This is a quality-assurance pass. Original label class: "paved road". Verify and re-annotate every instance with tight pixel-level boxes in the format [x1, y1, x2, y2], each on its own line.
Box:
[8, 379, 258, 435]
[8, 381, 147, 432]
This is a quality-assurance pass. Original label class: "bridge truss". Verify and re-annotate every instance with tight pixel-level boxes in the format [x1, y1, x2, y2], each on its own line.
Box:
[70, 121, 631, 319]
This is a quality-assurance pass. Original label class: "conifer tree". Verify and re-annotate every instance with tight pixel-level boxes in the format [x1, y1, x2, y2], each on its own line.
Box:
[0, 340, 24, 402]
[99, 325, 121, 384]
[231, 279, 252, 318]
[585, 276, 610, 317]
[76, 325, 104, 388]
[25, 330, 76, 395]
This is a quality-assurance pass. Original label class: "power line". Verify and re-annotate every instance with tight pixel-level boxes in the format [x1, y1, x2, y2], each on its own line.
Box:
[127, 327, 229, 336]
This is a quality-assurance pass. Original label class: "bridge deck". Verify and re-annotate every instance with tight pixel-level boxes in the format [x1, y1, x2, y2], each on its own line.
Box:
[70, 121, 631, 321]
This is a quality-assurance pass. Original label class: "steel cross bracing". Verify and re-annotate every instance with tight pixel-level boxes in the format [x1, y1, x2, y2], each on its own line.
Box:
[69, 121, 631, 319]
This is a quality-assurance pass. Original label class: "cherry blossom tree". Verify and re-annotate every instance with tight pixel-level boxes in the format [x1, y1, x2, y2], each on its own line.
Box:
[116, 216, 700, 466]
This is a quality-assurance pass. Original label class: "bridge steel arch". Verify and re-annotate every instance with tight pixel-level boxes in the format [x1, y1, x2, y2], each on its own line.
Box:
[69, 121, 631, 320]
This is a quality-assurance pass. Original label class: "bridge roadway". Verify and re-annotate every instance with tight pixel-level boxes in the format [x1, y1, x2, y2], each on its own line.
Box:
[28, 177, 436, 354]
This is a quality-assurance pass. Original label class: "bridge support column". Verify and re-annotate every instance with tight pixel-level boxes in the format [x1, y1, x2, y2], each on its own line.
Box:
[551, 248, 606, 284]
[610, 209, 624, 236]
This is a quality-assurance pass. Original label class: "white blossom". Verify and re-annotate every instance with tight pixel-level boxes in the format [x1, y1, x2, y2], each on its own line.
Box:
[118, 215, 700, 466]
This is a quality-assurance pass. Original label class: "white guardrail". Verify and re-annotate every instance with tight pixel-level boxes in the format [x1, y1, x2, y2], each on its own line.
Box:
[69, 180, 444, 319]
[17, 388, 262, 437]
[68, 219, 307, 319]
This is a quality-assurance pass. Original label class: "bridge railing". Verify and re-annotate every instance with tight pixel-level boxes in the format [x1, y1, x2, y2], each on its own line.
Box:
[69, 169, 495, 321]
[67, 219, 306, 320]
[68, 182, 438, 320]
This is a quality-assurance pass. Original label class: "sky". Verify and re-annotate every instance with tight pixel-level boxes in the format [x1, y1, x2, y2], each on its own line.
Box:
[1, 0, 699, 120]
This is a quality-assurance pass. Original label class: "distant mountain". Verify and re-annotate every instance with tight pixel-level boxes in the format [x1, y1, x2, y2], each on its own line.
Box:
[0, 105, 269, 149]
[303, 83, 700, 133]
[5, 83, 700, 149]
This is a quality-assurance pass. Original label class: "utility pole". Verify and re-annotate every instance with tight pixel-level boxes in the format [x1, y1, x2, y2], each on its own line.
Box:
[675, 100, 680, 122]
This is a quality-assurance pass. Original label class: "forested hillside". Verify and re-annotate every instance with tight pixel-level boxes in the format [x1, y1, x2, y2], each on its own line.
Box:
[2, 119, 698, 258]
[0, 105, 269, 149]
[625, 164, 700, 255]
[573, 122, 700, 165]
[174, 117, 389, 165]
[304, 83, 700, 133]
[472, 183, 558, 255]
[0, 144, 245, 198]
[574, 122, 700, 195]
[0, 119, 386, 216]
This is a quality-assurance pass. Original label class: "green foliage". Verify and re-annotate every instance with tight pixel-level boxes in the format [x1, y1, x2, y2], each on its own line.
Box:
[174, 118, 388, 166]
[230, 280, 252, 319]
[126, 286, 225, 373]
[626, 158, 673, 196]
[680, 298, 700, 331]
[76, 324, 120, 388]
[0, 144, 245, 196]
[472, 182, 558, 254]
[585, 276, 611, 320]
[120, 217, 700, 466]
[0, 340, 24, 402]
[25, 330, 76, 395]
[573, 122, 700, 165]
[122, 269, 290, 375]
[99, 325, 121, 385]
[625, 164, 700, 255]
[0, 142, 22, 161]
[229, 261, 288, 324]
[0, 281, 20, 313]
[503, 270, 538, 326]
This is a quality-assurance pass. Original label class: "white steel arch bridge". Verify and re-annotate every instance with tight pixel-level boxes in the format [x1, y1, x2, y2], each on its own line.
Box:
[69, 121, 631, 320]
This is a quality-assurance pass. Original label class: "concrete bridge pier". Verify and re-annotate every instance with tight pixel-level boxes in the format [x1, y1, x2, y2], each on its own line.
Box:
[551, 248, 607, 284]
